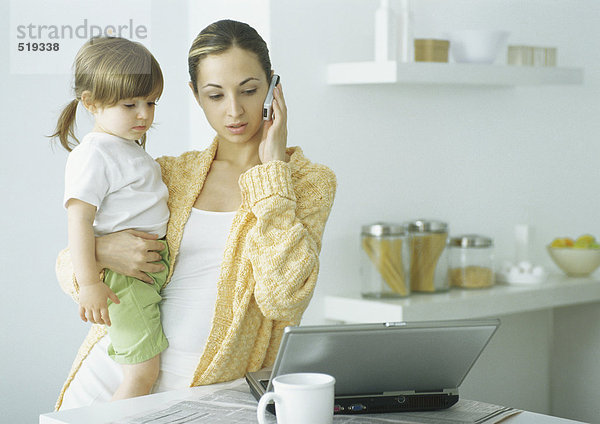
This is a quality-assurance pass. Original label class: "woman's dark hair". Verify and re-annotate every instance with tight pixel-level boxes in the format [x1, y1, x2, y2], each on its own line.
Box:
[188, 19, 271, 93]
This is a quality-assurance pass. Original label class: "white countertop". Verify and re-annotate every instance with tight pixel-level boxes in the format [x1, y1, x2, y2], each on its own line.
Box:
[40, 378, 584, 424]
[324, 274, 600, 323]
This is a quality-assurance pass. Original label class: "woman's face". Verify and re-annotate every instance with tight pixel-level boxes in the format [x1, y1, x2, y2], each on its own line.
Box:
[192, 46, 269, 146]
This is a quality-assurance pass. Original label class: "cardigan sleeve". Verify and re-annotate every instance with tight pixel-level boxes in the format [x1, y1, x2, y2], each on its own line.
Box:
[239, 159, 336, 322]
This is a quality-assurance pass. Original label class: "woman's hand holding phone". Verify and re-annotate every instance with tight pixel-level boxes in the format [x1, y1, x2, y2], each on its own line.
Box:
[259, 75, 288, 163]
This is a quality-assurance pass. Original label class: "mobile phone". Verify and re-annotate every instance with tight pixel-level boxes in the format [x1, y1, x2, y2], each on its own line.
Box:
[263, 74, 280, 121]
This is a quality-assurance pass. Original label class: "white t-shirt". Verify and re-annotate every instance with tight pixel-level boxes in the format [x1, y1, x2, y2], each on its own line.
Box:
[63, 132, 169, 237]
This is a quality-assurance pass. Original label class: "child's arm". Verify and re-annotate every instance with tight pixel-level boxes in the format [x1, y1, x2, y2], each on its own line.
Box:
[67, 199, 120, 326]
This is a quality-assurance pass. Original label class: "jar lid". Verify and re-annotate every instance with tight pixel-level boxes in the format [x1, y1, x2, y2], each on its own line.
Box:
[407, 219, 448, 233]
[361, 222, 406, 237]
[449, 234, 493, 248]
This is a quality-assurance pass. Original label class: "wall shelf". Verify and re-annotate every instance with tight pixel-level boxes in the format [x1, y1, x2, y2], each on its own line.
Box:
[326, 61, 584, 86]
[324, 274, 600, 323]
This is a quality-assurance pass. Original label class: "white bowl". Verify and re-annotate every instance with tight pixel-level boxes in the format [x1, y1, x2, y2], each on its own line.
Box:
[547, 246, 600, 277]
[447, 30, 509, 64]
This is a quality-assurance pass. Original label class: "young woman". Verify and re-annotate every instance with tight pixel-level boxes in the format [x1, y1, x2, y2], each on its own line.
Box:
[55, 19, 336, 410]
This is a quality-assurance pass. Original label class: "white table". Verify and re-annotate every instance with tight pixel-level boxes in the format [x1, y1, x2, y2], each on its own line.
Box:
[324, 274, 600, 423]
[39, 379, 584, 424]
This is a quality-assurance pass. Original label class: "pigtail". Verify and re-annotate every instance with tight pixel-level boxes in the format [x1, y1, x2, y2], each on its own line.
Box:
[51, 99, 80, 152]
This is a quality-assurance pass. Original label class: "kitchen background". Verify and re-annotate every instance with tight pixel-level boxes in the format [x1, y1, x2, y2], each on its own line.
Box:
[2, 0, 599, 422]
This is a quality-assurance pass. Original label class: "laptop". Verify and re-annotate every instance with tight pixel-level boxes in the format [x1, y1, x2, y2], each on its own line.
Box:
[246, 318, 499, 415]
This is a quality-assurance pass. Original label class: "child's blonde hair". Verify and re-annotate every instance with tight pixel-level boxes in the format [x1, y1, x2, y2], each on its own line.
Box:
[52, 36, 164, 151]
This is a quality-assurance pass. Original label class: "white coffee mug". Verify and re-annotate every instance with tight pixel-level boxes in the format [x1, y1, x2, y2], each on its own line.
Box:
[256, 373, 336, 424]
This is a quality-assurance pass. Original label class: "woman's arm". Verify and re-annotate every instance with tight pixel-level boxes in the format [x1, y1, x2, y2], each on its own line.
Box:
[94, 230, 166, 281]
[245, 81, 337, 321]
[56, 229, 167, 302]
[239, 159, 336, 322]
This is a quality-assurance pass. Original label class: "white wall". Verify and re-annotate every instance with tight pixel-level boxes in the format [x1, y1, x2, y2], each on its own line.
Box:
[1, 1, 190, 422]
[553, 303, 600, 422]
[3, 0, 600, 422]
[266, 0, 600, 324]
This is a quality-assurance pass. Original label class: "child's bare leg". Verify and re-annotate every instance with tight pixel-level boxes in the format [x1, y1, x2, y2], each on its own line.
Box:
[112, 354, 160, 401]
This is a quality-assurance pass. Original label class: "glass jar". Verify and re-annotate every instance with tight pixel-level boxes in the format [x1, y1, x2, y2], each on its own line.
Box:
[448, 235, 495, 289]
[361, 223, 410, 298]
[407, 219, 449, 293]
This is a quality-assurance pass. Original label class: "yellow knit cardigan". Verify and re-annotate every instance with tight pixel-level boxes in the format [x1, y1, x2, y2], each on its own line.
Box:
[54, 139, 336, 410]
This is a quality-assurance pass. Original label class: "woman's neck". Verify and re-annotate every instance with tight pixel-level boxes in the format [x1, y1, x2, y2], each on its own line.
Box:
[215, 138, 262, 170]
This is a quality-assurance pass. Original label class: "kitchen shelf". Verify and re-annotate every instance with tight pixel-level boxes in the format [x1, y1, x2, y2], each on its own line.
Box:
[324, 273, 600, 323]
[326, 61, 584, 86]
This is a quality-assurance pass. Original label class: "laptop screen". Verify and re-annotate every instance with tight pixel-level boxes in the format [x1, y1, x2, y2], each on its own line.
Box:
[269, 319, 499, 396]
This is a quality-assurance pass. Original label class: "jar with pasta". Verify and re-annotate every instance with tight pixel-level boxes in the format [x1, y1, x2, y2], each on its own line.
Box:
[448, 235, 495, 289]
[361, 223, 410, 298]
[407, 219, 449, 293]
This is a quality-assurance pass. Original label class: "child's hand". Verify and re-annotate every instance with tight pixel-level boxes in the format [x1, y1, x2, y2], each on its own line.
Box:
[78, 282, 120, 326]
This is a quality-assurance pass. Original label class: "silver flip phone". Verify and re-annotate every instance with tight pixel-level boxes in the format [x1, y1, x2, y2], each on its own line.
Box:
[263, 74, 280, 121]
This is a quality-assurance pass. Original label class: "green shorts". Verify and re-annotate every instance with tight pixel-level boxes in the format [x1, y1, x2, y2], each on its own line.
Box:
[104, 239, 170, 365]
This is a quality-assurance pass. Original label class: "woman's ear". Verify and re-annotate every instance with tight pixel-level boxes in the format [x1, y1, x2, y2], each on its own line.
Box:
[189, 82, 203, 109]
[80, 91, 97, 113]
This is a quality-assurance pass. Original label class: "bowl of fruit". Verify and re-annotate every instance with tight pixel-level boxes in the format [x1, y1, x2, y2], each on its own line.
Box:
[547, 235, 600, 277]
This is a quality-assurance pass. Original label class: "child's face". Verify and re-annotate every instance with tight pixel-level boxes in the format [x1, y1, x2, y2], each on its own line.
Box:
[91, 96, 157, 141]
[191, 46, 269, 146]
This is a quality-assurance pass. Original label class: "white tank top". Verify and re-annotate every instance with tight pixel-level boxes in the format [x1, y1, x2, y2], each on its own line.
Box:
[155, 207, 236, 391]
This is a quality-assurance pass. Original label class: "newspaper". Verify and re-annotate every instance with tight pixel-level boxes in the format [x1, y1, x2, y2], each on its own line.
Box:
[111, 383, 521, 424]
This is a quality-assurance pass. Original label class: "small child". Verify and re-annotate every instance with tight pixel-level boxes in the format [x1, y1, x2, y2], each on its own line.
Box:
[52, 36, 170, 400]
